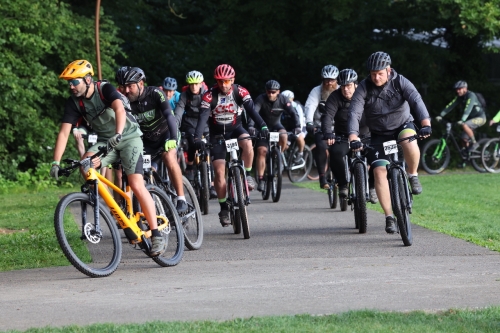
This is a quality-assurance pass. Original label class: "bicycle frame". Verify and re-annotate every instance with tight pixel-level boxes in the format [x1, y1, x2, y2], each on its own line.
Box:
[432, 122, 465, 160]
[384, 139, 413, 214]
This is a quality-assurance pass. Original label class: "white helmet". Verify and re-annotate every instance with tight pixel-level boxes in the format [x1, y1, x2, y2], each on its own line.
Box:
[281, 90, 294, 100]
[321, 65, 339, 79]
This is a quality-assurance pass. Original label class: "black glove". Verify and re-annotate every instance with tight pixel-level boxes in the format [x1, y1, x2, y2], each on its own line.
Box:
[294, 127, 302, 135]
[323, 133, 335, 140]
[306, 122, 315, 134]
[349, 140, 363, 150]
[418, 126, 432, 137]
[260, 126, 269, 139]
[248, 127, 256, 136]
[193, 138, 205, 151]
[107, 133, 122, 150]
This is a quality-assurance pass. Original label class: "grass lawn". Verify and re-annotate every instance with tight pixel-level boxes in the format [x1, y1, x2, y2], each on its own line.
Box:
[296, 172, 500, 252]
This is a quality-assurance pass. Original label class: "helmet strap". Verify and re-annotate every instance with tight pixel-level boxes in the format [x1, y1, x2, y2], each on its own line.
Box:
[83, 75, 92, 99]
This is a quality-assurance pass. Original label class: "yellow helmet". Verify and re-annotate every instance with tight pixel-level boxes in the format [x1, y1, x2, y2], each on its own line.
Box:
[59, 60, 94, 80]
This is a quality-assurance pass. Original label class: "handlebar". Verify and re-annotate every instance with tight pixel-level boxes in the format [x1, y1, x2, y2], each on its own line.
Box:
[57, 145, 110, 177]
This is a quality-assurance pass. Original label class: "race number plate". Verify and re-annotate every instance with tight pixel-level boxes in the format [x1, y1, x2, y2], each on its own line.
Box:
[88, 134, 98, 144]
[383, 140, 398, 155]
[269, 132, 280, 143]
[143, 154, 151, 169]
[225, 139, 239, 152]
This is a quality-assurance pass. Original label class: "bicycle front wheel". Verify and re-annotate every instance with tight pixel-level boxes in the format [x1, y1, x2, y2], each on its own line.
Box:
[233, 167, 250, 239]
[228, 175, 241, 235]
[421, 139, 450, 174]
[262, 155, 271, 200]
[287, 145, 313, 183]
[200, 162, 210, 214]
[389, 168, 413, 246]
[54, 192, 122, 278]
[481, 138, 500, 173]
[470, 138, 489, 173]
[326, 170, 337, 209]
[180, 177, 203, 250]
[353, 163, 367, 234]
[271, 147, 282, 203]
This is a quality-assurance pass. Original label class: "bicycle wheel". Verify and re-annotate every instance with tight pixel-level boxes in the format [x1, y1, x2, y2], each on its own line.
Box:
[307, 143, 319, 180]
[271, 147, 282, 203]
[228, 175, 242, 235]
[481, 138, 500, 173]
[179, 177, 203, 250]
[262, 154, 271, 200]
[54, 192, 122, 278]
[420, 139, 450, 174]
[353, 163, 367, 234]
[287, 145, 313, 183]
[200, 162, 210, 214]
[144, 185, 184, 266]
[326, 170, 337, 209]
[233, 167, 250, 239]
[470, 138, 489, 173]
[389, 168, 413, 246]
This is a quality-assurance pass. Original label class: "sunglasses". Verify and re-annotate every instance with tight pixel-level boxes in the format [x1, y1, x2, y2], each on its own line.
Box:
[67, 78, 82, 87]
[267, 90, 278, 95]
[217, 79, 233, 85]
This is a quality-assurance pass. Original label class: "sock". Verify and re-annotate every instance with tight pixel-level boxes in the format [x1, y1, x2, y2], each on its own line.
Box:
[151, 229, 161, 237]
[245, 167, 252, 173]
[408, 173, 418, 178]
[298, 152, 303, 157]
[219, 200, 228, 211]
[177, 196, 186, 202]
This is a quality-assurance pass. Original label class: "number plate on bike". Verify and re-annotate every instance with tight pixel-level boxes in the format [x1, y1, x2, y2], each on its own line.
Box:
[143, 154, 151, 169]
[383, 140, 398, 155]
[88, 134, 97, 144]
[269, 132, 280, 143]
[225, 139, 239, 152]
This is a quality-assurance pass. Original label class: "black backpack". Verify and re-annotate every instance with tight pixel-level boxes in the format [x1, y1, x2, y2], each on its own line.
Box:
[475, 92, 487, 109]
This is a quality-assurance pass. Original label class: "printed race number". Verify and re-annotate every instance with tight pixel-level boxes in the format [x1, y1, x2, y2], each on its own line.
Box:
[383, 140, 398, 155]
[225, 139, 239, 152]
[269, 132, 280, 143]
[143, 154, 151, 169]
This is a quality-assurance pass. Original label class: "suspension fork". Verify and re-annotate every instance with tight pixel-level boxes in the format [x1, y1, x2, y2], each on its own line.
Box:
[432, 137, 448, 159]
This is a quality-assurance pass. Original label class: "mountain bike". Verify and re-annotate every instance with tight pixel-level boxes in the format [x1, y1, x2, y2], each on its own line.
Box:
[282, 132, 313, 183]
[480, 124, 500, 173]
[176, 132, 188, 174]
[212, 135, 254, 239]
[347, 139, 371, 234]
[191, 136, 212, 215]
[142, 150, 203, 250]
[54, 146, 184, 278]
[261, 132, 283, 203]
[420, 121, 488, 174]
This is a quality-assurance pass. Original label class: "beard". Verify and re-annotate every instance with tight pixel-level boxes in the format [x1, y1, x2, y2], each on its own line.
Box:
[321, 83, 337, 100]
[126, 91, 139, 102]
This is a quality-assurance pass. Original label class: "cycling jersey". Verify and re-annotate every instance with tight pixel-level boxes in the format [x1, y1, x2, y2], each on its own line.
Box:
[348, 69, 429, 136]
[194, 84, 266, 139]
[304, 85, 337, 127]
[62, 82, 141, 140]
[174, 87, 209, 133]
[129, 86, 177, 143]
[248, 93, 299, 129]
[440, 90, 486, 122]
[322, 89, 369, 137]
[169, 91, 181, 111]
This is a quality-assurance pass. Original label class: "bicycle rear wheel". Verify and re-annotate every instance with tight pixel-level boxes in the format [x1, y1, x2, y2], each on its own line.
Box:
[481, 138, 500, 173]
[54, 192, 122, 278]
[200, 162, 210, 214]
[234, 167, 250, 239]
[271, 147, 282, 203]
[421, 139, 450, 174]
[389, 168, 413, 246]
[353, 163, 367, 234]
[287, 145, 313, 183]
[180, 177, 203, 250]
[470, 138, 489, 173]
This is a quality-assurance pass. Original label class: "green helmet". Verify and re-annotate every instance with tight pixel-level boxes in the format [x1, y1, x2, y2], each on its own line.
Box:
[186, 70, 204, 84]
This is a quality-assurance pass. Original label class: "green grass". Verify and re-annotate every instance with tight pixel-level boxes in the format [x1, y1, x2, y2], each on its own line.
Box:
[296, 172, 500, 252]
[5, 308, 500, 332]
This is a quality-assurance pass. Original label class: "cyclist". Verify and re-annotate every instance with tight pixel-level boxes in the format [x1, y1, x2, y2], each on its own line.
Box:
[174, 70, 218, 198]
[436, 80, 486, 151]
[192, 64, 268, 227]
[489, 110, 500, 126]
[248, 80, 301, 192]
[304, 65, 339, 189]
[117, 67, 188, 214]
[321, 69, 377, 203]
[50, 60, 166, 256]
[347, 52, 431, 234]
[162, 77, 181, 112]
[281, 90, 307, 165]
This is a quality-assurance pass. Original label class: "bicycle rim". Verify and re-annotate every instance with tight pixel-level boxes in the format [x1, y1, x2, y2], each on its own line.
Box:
[229, 176, 242, 234]
[180, 177, 204, 250]
[54, 192, 122, 278]
[481, 138, 500, 173]
[287, 145, 312, 183]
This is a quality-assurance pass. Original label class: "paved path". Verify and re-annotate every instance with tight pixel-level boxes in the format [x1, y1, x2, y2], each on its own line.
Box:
[1, 181, 499, 331]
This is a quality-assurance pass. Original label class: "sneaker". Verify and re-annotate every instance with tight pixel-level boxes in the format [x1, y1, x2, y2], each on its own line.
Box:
[469, 142, 480, 152]
[218, 209, 230, 227]
[409, 176, 422, 195]
[150, 236, 166, 256]
[185, 169, 195, 181]
[176, 199, 188, 214]
[339, 185, 348, 198]
[246, 175, 256, 191]
[385, 216, 397, 234]
[209, 186, 218, 199]
[369, 188, 378, 204]
[319, 175, 329, 189]
[257, 179, 266, 192]
[293, 154, 303, 165]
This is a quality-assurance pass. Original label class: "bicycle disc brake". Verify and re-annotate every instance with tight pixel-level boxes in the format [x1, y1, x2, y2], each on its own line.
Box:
[83, 223, 103, 244]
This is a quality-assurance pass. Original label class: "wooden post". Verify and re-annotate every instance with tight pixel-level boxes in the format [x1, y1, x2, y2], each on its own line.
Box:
[95, 0, 102, 80]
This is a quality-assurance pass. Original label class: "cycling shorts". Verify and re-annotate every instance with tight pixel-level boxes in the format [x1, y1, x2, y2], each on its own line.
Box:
[461, 117, 486, 140]
[210, 125, 249, 161]
[255, 124, 286, 149]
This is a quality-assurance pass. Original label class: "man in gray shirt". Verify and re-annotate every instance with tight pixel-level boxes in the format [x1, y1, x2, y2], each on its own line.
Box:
[347, 51, 431, 234]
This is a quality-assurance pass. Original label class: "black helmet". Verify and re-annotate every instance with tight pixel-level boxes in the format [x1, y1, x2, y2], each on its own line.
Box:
[115, 66, 131, 85]
[337, 69, 358, 86]
[454, 80, 467, 89]
[265, 80, 280, 91]
[121, 67, 146, 84]
[366, 51, 391, 71]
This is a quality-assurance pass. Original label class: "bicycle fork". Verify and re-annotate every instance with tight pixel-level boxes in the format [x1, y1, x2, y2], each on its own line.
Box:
[432, 138, 447, 159]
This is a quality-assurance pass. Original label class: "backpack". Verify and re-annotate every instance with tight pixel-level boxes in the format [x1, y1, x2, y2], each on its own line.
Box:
[77, 80, 132, 117]
[475, 92, 487, 109]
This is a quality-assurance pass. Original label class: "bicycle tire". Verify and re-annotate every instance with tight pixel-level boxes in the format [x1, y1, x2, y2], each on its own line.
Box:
[307, 143, 319, 180]
[262, 153, 271, 200]
[421, 139, 450, 174]
[144, 185, 184, 266]
[234, 167, 250, 239]
[353, 163, 367, 234]
[271, 147, 282, 203]
[470, 138, 489, 173]
[287, 145, 313, 183]
[228, 176, 242, 235]
[481, 137, 500, 173]
[326, 170, 337, 209]
[389, 168, 413, 246]
[179, 177, 204, 250]
[54, 192, 122, 278]
[200, 162, 210, 215]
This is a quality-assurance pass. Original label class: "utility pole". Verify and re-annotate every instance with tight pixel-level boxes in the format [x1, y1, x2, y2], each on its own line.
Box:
[95, 0, 102, 80]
